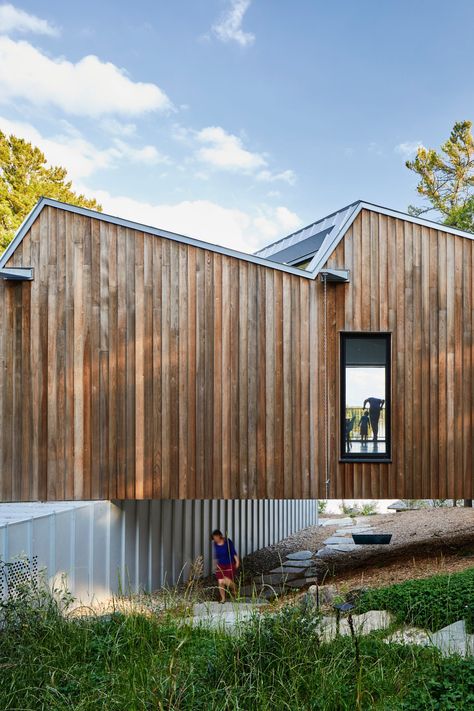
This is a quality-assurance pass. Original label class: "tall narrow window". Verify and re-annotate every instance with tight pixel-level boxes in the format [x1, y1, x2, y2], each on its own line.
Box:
[341, 333, 391, 461]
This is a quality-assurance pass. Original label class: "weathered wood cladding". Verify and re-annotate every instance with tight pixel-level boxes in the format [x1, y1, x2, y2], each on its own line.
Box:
[0, 205, 472, 500]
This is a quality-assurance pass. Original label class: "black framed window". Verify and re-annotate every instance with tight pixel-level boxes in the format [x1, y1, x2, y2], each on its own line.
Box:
[340, 333, 391, 461]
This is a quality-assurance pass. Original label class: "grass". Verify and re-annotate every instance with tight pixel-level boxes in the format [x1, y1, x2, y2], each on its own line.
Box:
[1, 579, 474, 710]
[358, 566, 474, 632]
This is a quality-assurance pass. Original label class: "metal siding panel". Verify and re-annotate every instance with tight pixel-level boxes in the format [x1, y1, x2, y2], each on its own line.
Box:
[161, 500, 173, 587]
[108, 502, 123, 594]
[74, 505, 92, 601]
[91, 502, 109, 599]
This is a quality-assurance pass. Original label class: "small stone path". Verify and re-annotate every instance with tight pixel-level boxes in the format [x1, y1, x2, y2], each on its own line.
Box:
[236, 517, 389, 599]
[315, 516, 392, 558]
[191, 601, 474, 657]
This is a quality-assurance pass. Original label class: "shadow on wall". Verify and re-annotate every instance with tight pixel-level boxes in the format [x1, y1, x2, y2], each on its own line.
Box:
[0, 499, 317, 606]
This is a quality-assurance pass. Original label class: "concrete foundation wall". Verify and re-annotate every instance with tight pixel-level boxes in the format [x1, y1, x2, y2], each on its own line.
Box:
[0, 499, 317, 604]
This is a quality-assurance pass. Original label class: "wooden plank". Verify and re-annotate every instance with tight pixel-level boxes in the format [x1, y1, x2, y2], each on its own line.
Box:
[72, 216, 84, 499]
[221, 257, 232, 498]
[116, 226, 127, 499]
[229, 258, 240, 499]
[273, 270, 284, 499]
[247, 263, 258, 498]
[178, 243, 189, 499]
[108, 223, 118, 499]
[264, 270, 275, 498]
[238, 262, 249, 498]
[134, 232, 145, 499]
[212, 253, 222, 499]
[125, 229, 136, 498]
[282, 273, 293, 498]
[152, 237, 163, 498]
[194, 248, 205, 498]
[203, 250, 214, 499]
[142, 233, 153, 499]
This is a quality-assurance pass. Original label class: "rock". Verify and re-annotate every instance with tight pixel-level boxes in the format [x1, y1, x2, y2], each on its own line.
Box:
[431, 620, 474, 657]
[192, 600, 265, 631]
[351, 610, 393, 634]
[319, 517, 354, 527]
[270, 565, 306, 575]
[385, 627, 431, 647]
[253, 573, 295, 585]
[283, 559, 313, 568]
[387, 500, 419, 511]
[331, 543, 357, 552]
[319, 610, 393, 642]
[308, 584, 338, 605]
[324, 536, 349, 546]
[286, 578, 312, 589]
[286, 550, 313, 560]
[385, 620, 474, 657]
[335, 526, 372, 535]
[315, 546, 344, 559]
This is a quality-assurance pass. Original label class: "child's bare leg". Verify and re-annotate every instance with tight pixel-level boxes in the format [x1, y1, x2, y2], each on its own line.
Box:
[218, 579, 226, 602]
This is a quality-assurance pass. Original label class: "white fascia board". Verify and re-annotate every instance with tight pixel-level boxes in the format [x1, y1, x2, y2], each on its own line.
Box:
[0, 200, 46, 269]
[307, 202, 363, 275]
[0, 197, 315, 280]
[0, 267, 34, 280]
[307, 201, 474, 277]
[3, 198, 473, 283]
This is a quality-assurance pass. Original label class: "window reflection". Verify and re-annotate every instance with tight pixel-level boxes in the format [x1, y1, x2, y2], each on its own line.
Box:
[342, 336, 390, 459]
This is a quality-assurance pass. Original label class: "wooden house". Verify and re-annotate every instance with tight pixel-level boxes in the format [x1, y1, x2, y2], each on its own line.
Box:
[0, 197, 472, 501]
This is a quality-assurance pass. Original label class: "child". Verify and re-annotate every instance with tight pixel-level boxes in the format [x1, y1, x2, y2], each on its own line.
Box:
[359, 409, 370, 444]
[211, 529, 240, 602]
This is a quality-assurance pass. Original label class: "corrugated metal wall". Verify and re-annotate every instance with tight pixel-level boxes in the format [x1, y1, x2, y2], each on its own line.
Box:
[0, 499, 317, 604]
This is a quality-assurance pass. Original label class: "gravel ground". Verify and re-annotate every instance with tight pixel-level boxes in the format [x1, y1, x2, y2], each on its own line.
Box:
[242, 507, 474, 586]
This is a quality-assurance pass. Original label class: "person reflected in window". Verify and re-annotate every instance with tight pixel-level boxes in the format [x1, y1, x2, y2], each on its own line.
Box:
[359, 409, 370, 446]
[345, 415, 356, 451]
[363, 397, 384, 442]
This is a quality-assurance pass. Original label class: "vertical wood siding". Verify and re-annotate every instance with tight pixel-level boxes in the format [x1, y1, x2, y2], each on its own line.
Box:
[0, 206, 472, 500]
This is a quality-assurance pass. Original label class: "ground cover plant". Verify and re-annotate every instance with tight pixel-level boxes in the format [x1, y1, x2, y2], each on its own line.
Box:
[1, 579, 474, 710]
[358, 566, 474, 632]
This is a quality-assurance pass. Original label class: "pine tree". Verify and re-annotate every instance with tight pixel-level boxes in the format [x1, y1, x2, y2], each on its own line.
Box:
[0, 131, 101, 250]
[406, 120, 474, 232]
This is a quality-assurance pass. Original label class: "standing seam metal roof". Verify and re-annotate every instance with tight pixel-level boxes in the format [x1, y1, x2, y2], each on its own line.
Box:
[255, 201, 360, 264]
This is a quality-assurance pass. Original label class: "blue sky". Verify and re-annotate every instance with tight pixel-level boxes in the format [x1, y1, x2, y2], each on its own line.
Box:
[0, 0, 473, 253]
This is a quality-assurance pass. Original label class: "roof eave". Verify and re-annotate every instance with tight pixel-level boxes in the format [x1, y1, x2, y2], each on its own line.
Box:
[0, 197, 316, 279]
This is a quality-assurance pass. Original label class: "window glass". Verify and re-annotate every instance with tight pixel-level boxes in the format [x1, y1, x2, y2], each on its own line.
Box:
[341, 335, 390, 459]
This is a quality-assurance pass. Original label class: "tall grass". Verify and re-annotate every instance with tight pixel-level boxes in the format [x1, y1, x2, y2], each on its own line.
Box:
[1, 578, 474, 710]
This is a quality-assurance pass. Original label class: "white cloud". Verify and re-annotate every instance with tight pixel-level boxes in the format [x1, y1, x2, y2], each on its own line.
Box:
[91, 189, 302, 254]
[257, 168, 297, 185]
[0, 3, 58, 36]
[0, 116, 168, 181]
[100, 119, 137, 137]
[212, 0, 255, 47]
[196, 125, 266, 171]
[395, 141, 424, 157]
[111, 139, 170, 166]
[0, 36, 172, 117]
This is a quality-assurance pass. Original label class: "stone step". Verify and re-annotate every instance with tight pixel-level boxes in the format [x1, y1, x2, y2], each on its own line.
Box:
[319, 517, 354, 527]
[324, 536, 354, 545]
[252, 572, 300, 585]
[283, 559, 314, 568]
[286, 550, 314, 560]
[270, 565, 308, 575]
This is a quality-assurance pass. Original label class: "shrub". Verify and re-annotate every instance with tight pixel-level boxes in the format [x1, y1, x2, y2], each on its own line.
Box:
[317, 500, 328, 515]
[360, 501, 378, 516]
[358, 567, 474, 632]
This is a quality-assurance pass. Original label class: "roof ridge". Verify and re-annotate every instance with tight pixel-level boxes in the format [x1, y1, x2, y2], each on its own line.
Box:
[255, 199, 361, 255]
